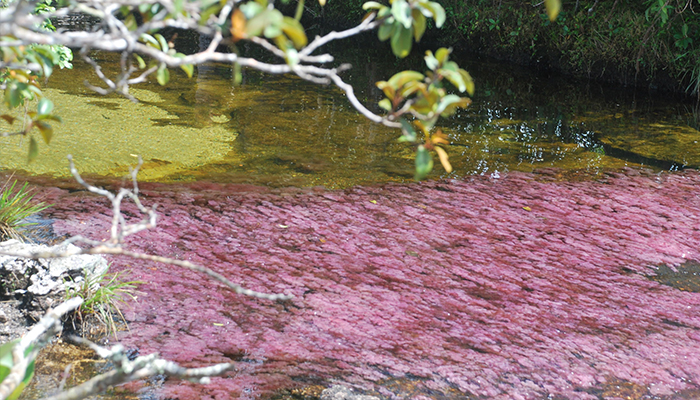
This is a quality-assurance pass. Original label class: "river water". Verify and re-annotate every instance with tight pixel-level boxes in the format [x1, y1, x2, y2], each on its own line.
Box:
[1, 41, 698, 186]
[4, 39, 700, 400]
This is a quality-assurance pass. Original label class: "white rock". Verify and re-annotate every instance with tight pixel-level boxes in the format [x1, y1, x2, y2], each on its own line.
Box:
[0, 239, 109, 296]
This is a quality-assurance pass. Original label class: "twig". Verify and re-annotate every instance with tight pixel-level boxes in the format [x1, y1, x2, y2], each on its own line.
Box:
[300, 12, 381, 57]
[39, 336, 234, 400]
[0, 156, 292, 302]
[0, 298, 83, 400]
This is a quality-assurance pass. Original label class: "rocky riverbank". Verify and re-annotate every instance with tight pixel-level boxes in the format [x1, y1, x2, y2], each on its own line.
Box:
[0, 240, 109, 344]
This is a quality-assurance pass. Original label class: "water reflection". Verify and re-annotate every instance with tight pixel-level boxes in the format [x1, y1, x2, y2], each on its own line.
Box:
[0, 42, 697, 187]
[441, 55, 699, 177]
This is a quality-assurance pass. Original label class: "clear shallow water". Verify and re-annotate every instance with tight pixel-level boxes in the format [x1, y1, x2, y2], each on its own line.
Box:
[0, 42, 698, 187]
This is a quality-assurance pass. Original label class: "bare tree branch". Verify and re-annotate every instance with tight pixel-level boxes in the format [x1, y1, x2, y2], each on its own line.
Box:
[0, 1, 395, 131]
[0, 298, 84, 400]
[300, 12, 382, 58]
[329, 73, 402, 128]
[0, 156, 293, 302]
[40, 336, 235, 400]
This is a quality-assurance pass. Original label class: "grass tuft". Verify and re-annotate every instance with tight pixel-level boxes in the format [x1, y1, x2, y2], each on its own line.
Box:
[65, 266, 142, 339]
[0, 179, 51, 242]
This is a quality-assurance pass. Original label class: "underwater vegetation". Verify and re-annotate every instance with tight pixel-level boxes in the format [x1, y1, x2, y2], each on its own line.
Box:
[36, 168, 700, 399]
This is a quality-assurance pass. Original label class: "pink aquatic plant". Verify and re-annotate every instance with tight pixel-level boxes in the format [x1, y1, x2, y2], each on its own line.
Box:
[37, 168, 700, 399]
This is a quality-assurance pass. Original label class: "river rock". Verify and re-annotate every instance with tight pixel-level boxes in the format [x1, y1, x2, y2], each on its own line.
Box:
[0, 239, 109, 341]
[321, 385, 379, 400]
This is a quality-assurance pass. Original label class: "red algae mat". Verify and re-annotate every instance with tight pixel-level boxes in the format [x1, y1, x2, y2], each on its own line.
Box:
[40, 168, 700, 399]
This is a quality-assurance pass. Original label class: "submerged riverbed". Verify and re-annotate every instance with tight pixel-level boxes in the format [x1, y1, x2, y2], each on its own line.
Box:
[2, 40, 700, 399]
[26, 168, 700, 399]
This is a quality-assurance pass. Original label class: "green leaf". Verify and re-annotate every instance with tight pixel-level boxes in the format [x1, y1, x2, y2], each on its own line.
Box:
[6, 359, 34, 400]
[156, 65, 170, 85]
[362, 1, 384, 10]
[134, 54, 146, 69]
[460, 69, 475, 96]
[264, 24, 283, 38]
[442, 69, 466, 92]
[435, 47, 451, 64]
[378, 98, 392, 111]
[246, 9, 281, 38]
[398, 80, 424, 98]
[421, 1, 445, 28]
[412, 9, 426, 42]
[377, 6, 392, 18]
[545, 0, 561, 21]
[415, 145, 433, 180]
[180, 63, 194, 78]
[37, 98, 53, 116]
[28, 137, 39, 163]
[399, 118, 417, 142]
[0, 339, 17, 370]
[233, 62, 242, 85]
[124, 13, 137, 30]
[199, 3, 223, 25]
[390, 24, 413, 58]
[37, 53, 53, 78]
[174, 0, 184, 14]
[281, 16, 308, 48]
[35, 121, 53, 144]
[376, 81, 395, 99]
[35, 114, 62, 123]
[5, 82, 21, 109]
[424, 50, 439, 70]
[387, 70, 424, 89]
[391, 0, 412, 29]
[31, 47, 57, 78]
[25, 84, 42, 100]
[378, 20, 395, 41]
[240, 2, 263, 19]
[0, 339, 34, 400]
[154, 33, 169, 51]
[435, 94, 471, 117]
[32, 46, 60, 65]
[139, 34, 159, 48]
[429, 1, 446, 27]
[294, 0, 305, 20]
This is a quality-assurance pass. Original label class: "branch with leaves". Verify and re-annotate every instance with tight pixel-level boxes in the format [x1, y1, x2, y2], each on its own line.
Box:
[0, 0, 493, 177]
[0, 0, 562, 176]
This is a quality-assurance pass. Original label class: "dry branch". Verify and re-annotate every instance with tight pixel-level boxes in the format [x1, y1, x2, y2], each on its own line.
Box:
[0, 156, 292, 301]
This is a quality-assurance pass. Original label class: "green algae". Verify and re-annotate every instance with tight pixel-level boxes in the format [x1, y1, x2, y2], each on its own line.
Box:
[0, 86, 238, 181]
